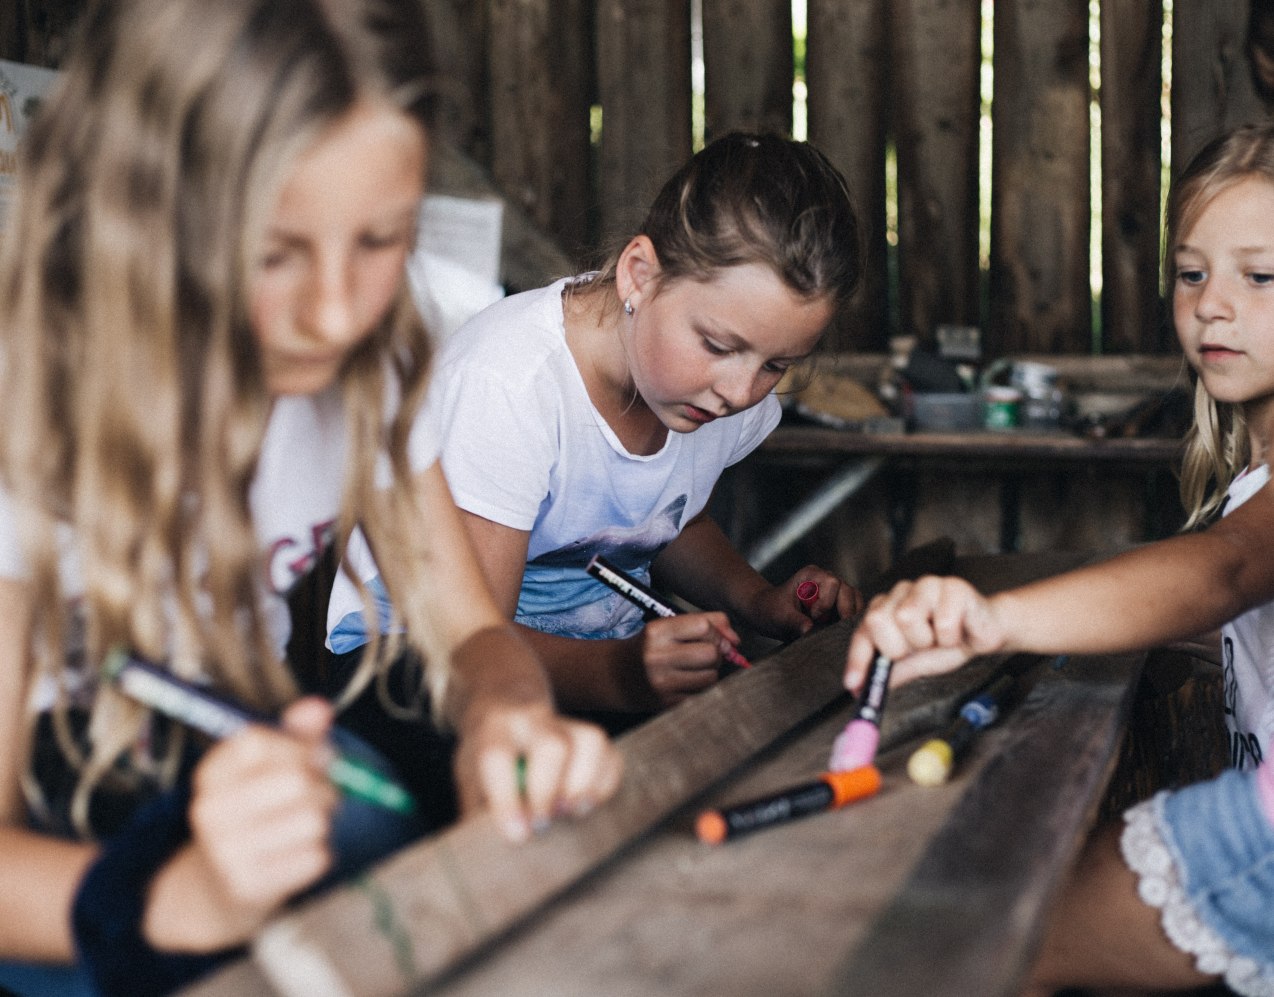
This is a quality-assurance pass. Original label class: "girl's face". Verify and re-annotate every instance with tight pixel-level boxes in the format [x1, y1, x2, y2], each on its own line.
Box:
[1174, 176, 1274, 419]
[249, 101, 426, 396]
[624, 261, 833, 433]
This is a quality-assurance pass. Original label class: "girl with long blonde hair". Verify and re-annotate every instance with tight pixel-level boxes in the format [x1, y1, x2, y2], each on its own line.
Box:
[846, 123, 1274, 996]
[0, 0, 620, 992]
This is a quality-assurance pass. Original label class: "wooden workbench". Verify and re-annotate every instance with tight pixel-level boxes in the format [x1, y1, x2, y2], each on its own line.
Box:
[184, 552, 1170, 997]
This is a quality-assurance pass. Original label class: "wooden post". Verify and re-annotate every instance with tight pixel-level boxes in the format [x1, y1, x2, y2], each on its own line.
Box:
[701, 0, 793, 140]
[890, 0, 982, 348]
[488, 0, 594, 263]
[1171, 0, 1269, 178]
[989, 0, 1092, 358]
[595, 0, 693, 245]
[806, 0, 891, 353]
[422, 1, 491, 166]
[1099, 0, 1167, 355]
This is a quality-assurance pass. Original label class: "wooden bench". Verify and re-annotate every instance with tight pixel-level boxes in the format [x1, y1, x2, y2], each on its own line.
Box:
[183, 551, 1185, 997]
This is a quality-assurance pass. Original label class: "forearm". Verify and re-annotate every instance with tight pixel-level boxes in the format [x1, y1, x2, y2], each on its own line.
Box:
[516, 625, 659, 714]
[992, 522, 1274, 655]
[443, 624, 559, 731]
[0, 827, 97, 961]
[652, 513, 769, 621]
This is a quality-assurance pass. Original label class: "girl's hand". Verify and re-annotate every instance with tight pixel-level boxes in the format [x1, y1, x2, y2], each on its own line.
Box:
[744, 567, 865, 640]
[844, 576, 1007, 691]
[453, 701, 622, 844]
[639, 612, 742, 707]
[147, 697, 339, 951]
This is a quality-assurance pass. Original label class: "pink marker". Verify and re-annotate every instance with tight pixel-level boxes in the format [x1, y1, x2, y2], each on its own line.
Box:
[796, 580, 820, 609]
[828, 653, 893, 771]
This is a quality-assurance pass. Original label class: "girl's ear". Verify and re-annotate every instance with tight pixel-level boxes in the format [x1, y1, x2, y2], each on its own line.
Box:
[616, 235, 660, 311]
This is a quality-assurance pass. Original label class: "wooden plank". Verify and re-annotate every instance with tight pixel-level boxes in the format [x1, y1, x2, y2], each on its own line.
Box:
[806, 0, 891, 354]
[488, 0, 594, 260]
[701, 0, 793, 140]
[758, 424, 1182, 464]
[188, 552, 1080, 997]
[420, 1, 490, 163]
[1171, 0, 1269, 177]
[428, 659, 1051, 997]
[988, 0, 1091, 357]
[831, 652, 1145, 997]
[594, 0, 693, 244]
[890, 0, 982, 347]
[1099, 0, 1167, 355]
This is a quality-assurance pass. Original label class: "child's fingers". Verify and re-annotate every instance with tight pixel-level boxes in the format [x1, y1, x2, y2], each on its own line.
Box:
[475, 741, 532, 843]
[555, 723, 623, 817]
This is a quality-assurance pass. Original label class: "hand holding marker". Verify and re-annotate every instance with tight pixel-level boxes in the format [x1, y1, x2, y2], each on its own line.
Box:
[585, 554, 751, 669]
[104, 648, 416, 815]
[828, 652, 893, 771]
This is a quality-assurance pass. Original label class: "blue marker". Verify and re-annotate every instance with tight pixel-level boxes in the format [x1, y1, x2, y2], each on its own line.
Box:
[103, 648, 416, 815]
[907, 672, 1016, 786]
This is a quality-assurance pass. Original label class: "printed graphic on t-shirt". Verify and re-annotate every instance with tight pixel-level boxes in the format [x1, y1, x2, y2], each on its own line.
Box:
[517, 496, 686, 639]
[1223, 634, 1265, 769]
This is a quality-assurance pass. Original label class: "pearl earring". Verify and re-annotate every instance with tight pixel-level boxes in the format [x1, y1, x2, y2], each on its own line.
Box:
[624, 298, 634, 316]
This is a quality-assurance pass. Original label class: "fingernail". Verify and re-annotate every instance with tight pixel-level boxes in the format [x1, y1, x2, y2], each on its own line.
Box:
[501, 816, 530, 843]
[531, 815, 551, 834]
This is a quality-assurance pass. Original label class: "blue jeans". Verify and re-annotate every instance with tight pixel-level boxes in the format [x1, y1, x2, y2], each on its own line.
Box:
[1157, 766, 1274, 965]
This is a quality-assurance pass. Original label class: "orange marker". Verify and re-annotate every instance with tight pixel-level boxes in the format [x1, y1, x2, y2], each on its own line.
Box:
[695, 764, 881, 844]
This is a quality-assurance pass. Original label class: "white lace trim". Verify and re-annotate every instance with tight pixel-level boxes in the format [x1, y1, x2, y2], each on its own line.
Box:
[1122, 796, 1274, 997]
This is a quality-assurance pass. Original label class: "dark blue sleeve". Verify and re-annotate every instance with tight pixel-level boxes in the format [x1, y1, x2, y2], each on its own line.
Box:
[71, 784, 235, 996]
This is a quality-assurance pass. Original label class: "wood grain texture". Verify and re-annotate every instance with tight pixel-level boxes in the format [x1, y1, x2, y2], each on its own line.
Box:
[989, 0, 1092, 356]
[1171, 0, 1269, 175]
[594, 0, 692, 244]
[1099, 0, 1167, 354]
[805, 0, 890, 353]
[701, 0, 793, 140]
[184, 553, 1097, 997]
[891, 0, 983, 346]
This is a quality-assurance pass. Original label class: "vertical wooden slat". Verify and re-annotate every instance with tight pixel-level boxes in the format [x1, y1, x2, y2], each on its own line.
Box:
[1171, 0, 1268, 179]
[425, 2, 491, 166]
[701, 0, 793, 140]
[989, 0, 1091, 357]
[806, 0, 891, 353]
[595, 0, 693, 245]
[488, 0, 593, 264]
[890, 0, 982, 348]
[1099, 0, 1166, 354]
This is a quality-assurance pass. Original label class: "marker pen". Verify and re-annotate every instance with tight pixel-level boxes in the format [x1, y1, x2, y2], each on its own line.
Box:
[695, 764, 881, 844]
[586, 554, 751, 669]
[796, 580, 820, 610]
[907, 672, 1016, 786]
[828, 652, 893, 771]
[103, 649, 416, 815]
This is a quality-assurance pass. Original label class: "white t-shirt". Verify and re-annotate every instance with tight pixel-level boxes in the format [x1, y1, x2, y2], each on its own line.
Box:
[327, 276, 781, 651]
[1221, 463, 1274, 770]
[0, 385, 440, 679]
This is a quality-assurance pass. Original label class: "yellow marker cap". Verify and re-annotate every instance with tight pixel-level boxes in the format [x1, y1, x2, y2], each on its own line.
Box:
[907, 739, 954, 786]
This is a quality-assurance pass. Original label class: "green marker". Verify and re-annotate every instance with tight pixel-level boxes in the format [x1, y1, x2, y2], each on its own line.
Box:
[103, 648, 416, 815]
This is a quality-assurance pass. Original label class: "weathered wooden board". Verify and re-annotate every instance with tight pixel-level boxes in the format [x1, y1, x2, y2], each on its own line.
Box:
[989, 0, 1092, 357]
[183, 552, 1101, 997]
[1099, 0, 1166, 354]
[891, 0, 983, 345]
[701, 0, 793, 140]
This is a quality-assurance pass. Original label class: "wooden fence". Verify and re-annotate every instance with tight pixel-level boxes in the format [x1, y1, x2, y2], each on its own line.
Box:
[8, 0, 1273, 359]
[423, 0, 1272, 358]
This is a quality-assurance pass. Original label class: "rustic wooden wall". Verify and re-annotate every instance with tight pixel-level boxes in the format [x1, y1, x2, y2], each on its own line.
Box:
[11, 1, 1270, 356]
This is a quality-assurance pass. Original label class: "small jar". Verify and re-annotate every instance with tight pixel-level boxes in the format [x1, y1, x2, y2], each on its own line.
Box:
[982, 386, 1021, 430]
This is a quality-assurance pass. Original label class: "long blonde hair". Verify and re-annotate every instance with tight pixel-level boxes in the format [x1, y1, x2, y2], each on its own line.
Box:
[0, 0, 444, 834]
[1168, 125, 1274, 529]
